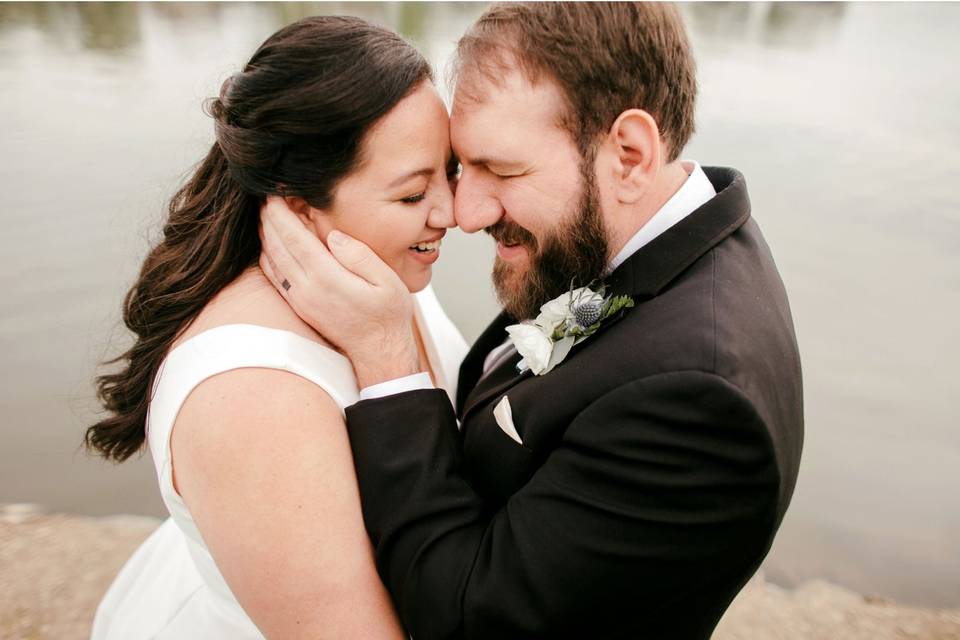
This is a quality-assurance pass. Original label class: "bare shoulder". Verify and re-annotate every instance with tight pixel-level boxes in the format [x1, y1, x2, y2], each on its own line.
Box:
[165, 362, 402, 638]
[171, 365, 344, 455]
[173, 266, 335, 351]
[170, 364, 346, 488]
[167, 268, 345, 493]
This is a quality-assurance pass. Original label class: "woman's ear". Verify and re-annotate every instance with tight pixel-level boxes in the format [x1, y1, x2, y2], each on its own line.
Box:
[283, 196, 329, 239]
[607, 109, 661, 204]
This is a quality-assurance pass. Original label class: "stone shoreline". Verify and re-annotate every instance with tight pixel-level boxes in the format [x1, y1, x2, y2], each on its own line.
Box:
[2, 504, 958, 639]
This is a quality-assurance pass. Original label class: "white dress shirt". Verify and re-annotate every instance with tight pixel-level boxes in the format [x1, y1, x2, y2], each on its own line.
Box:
[360, 160, 716, 401]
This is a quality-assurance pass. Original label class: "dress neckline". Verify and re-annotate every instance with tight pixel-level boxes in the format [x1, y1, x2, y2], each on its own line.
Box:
[163, 323, 348, 368]
[158, 291, 446, 397]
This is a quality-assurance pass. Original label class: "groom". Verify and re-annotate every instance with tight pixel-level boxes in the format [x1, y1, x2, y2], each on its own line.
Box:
[262, 3, 802, 639]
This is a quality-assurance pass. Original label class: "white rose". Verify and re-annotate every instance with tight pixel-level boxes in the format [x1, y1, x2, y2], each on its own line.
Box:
[536, 291, 574, 329]
[535, 287, 603, 333]
[505, 323, 554, 375]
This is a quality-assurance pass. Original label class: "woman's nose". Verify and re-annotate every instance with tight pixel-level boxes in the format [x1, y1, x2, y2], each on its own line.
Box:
[429, 182, 456, 229]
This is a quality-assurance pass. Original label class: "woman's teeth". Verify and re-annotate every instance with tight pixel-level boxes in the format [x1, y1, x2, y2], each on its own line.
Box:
[411, 239, 441, 253]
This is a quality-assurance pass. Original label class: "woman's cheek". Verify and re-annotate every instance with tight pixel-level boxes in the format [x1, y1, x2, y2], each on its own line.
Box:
[376, 232, 410, 275]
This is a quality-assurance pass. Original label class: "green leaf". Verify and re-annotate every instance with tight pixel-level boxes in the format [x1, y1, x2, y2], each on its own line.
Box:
[599, 295, 635, 320]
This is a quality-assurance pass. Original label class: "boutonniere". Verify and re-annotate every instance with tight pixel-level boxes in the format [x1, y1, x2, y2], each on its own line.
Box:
[506, 284, 634, 376]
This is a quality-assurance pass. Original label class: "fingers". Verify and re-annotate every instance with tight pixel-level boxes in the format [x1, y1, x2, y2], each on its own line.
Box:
[259, 197, 312, 286]
[260, 196, 336, 282]
[258, 246, 286, 297]
[326, 230, 398, 289]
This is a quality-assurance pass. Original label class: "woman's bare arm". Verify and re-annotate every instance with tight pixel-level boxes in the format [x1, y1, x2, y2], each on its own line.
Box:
[170, 367, 405, 639]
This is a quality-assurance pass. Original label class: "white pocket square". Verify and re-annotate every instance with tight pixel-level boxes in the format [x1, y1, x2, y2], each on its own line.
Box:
[493, 396, 523, 445]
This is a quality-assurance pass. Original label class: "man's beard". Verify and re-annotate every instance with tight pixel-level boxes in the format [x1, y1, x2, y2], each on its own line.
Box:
[487, 167, 609, 320]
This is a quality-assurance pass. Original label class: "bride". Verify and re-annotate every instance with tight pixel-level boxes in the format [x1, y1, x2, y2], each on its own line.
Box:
[87, 16, 465, 639]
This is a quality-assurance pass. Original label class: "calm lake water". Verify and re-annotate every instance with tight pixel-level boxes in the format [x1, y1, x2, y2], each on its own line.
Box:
[1, 2, 958, 608]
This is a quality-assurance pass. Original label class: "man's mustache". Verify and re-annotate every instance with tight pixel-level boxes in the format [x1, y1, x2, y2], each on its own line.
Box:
[484, 219, 538, 251]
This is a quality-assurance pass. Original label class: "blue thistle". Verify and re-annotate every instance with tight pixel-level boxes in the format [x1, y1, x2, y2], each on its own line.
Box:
[572, 302, 602, 329]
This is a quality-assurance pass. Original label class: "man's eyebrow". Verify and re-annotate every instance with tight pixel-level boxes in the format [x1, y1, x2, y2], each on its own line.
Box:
[386, 167, 434, 189]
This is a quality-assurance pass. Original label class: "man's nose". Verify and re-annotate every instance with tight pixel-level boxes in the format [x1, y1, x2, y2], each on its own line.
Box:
[454, 170, 503, 234]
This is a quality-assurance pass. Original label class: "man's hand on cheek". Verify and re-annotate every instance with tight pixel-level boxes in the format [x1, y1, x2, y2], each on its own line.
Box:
[258, 196, 421, 387]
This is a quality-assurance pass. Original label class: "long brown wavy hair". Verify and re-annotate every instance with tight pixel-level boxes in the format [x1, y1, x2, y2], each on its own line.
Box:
[87, 16, 432, 462]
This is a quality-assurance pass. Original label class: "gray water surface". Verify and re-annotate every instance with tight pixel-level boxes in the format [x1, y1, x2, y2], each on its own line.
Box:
[1, 2, 958, 608]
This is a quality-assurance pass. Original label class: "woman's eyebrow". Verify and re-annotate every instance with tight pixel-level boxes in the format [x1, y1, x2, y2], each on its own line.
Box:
[386, 167, 434, 189]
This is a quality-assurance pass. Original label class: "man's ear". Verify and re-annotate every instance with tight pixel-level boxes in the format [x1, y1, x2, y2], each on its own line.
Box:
[607, 109, 661, 204]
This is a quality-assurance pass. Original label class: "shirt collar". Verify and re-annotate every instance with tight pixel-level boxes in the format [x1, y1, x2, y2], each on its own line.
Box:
[608, 160, 716, 271]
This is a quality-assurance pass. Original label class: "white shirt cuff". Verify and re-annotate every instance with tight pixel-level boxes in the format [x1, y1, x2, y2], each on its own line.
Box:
[359, 372, 434, 401]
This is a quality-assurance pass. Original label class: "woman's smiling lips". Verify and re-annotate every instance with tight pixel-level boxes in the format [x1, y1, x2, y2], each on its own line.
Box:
[408, 231, 446, 264]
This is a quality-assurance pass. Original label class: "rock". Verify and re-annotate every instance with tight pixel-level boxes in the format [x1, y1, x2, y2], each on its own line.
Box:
[1, 503, 45, 525]
[713, 572, 960, 640]
[1, 505, 959, 639]
[0, 506, 160, 640]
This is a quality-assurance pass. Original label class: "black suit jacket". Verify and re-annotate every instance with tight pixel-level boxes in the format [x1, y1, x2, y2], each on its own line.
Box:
[346, 167, 803, 639]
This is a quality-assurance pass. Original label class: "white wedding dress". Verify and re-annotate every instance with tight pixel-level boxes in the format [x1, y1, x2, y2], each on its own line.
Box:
[91, 286, 468, 639]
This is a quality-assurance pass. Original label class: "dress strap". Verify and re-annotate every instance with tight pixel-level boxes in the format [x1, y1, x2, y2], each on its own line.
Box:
[145, 324, 359, 514]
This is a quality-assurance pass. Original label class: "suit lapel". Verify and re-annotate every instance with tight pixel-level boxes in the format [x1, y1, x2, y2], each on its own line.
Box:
[456, 311, 515, 416]
[460, 350, 532, 423]
[604, 167, 751, 301]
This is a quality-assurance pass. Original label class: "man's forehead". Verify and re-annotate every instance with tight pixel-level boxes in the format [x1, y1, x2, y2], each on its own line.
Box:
[453, 63, 556, 109]
[452, 48, 527, 105]
[451, 68, 566, 137]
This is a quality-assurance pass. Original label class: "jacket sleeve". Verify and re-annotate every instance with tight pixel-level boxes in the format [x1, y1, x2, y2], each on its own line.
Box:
[345, 370, 780, 639]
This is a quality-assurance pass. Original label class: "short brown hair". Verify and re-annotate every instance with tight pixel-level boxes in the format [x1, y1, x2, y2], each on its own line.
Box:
[453, 2, 696, 162]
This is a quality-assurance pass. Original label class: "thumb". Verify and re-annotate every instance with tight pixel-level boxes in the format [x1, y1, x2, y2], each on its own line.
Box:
[326, 230, 395, 286]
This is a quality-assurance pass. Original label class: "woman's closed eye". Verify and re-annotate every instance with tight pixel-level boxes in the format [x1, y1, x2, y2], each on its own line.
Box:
[400, 192, 426, 204]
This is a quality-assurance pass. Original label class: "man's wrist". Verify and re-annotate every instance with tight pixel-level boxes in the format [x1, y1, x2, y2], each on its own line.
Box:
[351, 339, 420, 389]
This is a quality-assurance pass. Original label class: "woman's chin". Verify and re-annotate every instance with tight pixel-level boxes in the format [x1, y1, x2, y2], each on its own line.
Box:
[401, 266, 432, 293]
